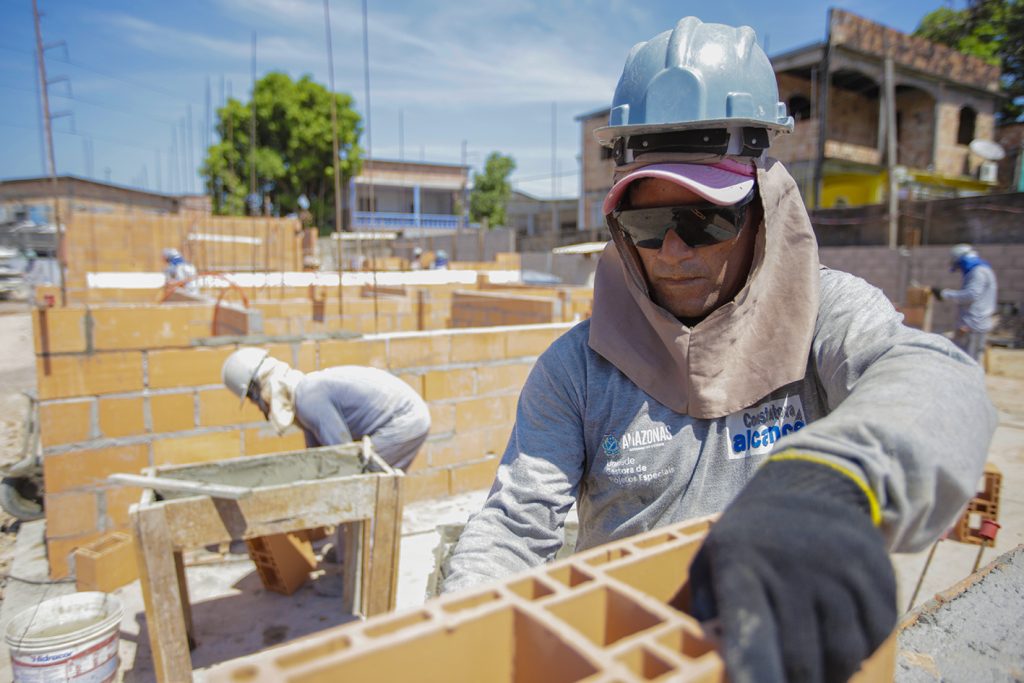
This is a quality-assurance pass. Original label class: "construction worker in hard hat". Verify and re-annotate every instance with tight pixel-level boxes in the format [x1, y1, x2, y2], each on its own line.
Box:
[444, 17, 995, 683]
[932, 243, 998, 362]
[221, 348, 430, 471]
[162, 247, 198, 295]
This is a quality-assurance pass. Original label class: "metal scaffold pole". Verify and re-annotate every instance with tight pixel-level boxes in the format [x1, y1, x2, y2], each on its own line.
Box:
[323, 0, 345, 318]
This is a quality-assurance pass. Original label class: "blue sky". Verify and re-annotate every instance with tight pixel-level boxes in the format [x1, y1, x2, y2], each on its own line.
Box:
[0, 0, 965, 200]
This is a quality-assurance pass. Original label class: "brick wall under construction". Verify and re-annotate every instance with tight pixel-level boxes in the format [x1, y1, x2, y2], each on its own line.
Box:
[34, 301, 573, 578]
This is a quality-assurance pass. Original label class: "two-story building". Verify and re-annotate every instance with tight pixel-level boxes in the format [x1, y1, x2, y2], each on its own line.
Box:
[576, 9, 1005, 229]
[351, 159, 469, 233]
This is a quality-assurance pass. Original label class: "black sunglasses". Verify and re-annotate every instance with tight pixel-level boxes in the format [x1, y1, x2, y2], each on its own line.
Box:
[610, 189, 756, 249]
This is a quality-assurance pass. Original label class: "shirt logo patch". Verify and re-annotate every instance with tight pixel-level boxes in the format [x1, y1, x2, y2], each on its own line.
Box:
[725, 396, 806, 459]
[601, 434, 620, 456]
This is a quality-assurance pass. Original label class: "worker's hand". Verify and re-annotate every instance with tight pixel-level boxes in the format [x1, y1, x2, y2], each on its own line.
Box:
[931, 286, 944, 301]
[688, 456, 896, 683]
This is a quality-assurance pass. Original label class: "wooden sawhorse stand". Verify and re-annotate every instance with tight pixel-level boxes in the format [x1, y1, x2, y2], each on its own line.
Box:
[129, 443, 403, 682]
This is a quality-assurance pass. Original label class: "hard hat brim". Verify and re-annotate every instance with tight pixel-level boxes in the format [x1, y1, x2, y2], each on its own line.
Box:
[593, 119, 793, 148]
[602, 161, 756, 215]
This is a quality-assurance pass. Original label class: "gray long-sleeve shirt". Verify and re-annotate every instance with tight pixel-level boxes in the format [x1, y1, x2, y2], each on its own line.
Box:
[941, 263, 998, 333]
[443, 268, 996, 593]
[293, 366, 431, 470]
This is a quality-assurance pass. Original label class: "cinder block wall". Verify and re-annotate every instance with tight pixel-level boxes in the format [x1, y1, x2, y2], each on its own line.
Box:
[35, 304, 573, 577]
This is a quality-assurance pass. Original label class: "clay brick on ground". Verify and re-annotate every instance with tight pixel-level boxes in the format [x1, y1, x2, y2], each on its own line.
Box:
[39, 400, 94, 447]
[423, 368, 476, 402]
[243, 427, 307, 456]
[246, 533, 317, 595]
[74, 532, 138, 593]
[47, 530, 106, 579]
[147, 346, 235, 389]
[152, 430, 242, 466]
[44, 490, 99, 537]
[98, 396, 146, 438]
[42, 443, 150, 493]
[199, 388, 266, 427]
[37, 351, 145, 400]
[33, 307, 88, 354]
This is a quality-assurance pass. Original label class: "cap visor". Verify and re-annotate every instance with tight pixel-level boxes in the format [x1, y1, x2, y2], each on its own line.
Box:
[602, 162, 755, 214]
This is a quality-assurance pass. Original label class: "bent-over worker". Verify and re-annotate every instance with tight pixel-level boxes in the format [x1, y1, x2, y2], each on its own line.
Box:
[222, 348, 430, 470]
[443, 17, 996, 683]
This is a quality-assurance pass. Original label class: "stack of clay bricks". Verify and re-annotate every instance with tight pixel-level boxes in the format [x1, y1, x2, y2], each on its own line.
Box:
[948, 463, 1002, 545]
[209, 516, 894, 682]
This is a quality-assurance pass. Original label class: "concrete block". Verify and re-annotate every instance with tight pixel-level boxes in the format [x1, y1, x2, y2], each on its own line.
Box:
[244, 426, 307, 456]
[152, 430, 242, 467]
[33, 307, 89, 354]
[246, 533, 317, 596]
[44, 491, 99, 538]
[74, 532, 138, 593]
[42, 444, 149, 494]
[147, 347, 235, 389]
[39, 400, 94, 447]
[98, 396, 146, 438]
[388, 335, 451, 369]
[150, 392, 196, 432]
[198, 388, 266, 427]
[423, 368, 476, 402]
[37, 351, 145, 400]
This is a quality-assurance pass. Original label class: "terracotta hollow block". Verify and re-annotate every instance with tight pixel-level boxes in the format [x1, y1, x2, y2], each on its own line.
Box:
[451, 332, 506, 363]
[46, 530, 105, 580]
[246, 532, 317, 596]
[45, 491, 100, 538]
[39, 400, 94, 447]
[98, 395, 146, 438]
[198, 389, 266, 427]
[318, 338, 387, 369]
[403, 469, 450, 503]
[505, 326, 565, 358]
[74, 531, 138, 593]
[43, 443, 150, 494]
[447, 457, 500, 495]
[152, 430, 242, 467]
[423, 368, 476, 402]
[37, 351, 145, 400]
[455, 397, 508, 433]
[33, 307, 89, 354]
[91, 305, 205, 350]
[387, 335, 451, 369]
[150, 392, 196, 433]
[147, 347, 235, 390]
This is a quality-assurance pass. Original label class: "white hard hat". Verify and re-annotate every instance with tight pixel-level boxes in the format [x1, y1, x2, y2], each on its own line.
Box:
[222, 347, 269, 406]
[162, 248, 181, 261]
[949, 243, 976, 262]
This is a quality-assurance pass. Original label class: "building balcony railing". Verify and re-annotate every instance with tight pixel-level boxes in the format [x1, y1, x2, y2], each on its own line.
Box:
[353, 211, 467, 230]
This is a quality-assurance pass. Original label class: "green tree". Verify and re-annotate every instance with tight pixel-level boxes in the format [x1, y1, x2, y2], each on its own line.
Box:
[469, 152, 516, 227]
[915, 0, 1024, 120]
[202, 72, 362, 230]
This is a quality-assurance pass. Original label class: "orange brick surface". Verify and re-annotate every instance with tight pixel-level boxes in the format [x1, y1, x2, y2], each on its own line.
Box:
[428, 404, 456, 434]
[403, 469, 450, 503]
[39, 400, 93, 447]
[152, 430, 242, 466]
[318, 338, 387, 368]
[98, 396, 146, 438]
[90, 305, 205, 350]
[147, 347, 235, 389]
[47, 530, 105, 579]
[448, 457, 500, 494]
[451, 331, 506, 363]
[506, 326, 564, 357]
[423, 368, 476, 401]
[37, 351, 145, 399]
[33, 307, 88, 354]
[476, 363, 532, 395]
[388, 335, 450, 369]
[199, 389, 266, 427]
[43, 444, 150, 493]
[44, 491, 99, 538]
[246, 533, 317, 595]
[75, 532, 138, 593]
[150, 392, 196, 432]
[455, 396, 510, 433]
[102, 485, 145, 529]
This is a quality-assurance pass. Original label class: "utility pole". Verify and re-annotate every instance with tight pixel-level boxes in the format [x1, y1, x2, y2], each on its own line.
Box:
[323, 0, 344, 316]
[249, 32, 258, 215]
[33, 0, 67, 304]
[550, 101, 558, 238]
[884, 55, 899, 250]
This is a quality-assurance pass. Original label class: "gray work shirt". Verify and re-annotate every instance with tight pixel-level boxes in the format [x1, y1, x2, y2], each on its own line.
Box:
[443, 268, 995, 593]
[293, 366, 431, 469]
[941, 263, 998, 333]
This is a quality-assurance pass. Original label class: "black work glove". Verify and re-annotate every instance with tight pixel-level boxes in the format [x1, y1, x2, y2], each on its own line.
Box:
[931, 286, 943, 301]
[688, 456, 895, 683]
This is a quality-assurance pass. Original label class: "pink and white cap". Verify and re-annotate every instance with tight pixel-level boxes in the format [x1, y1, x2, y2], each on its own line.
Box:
[602, 158, 756, 214]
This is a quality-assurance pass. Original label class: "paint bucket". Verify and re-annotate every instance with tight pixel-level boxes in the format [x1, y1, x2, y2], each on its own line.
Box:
[5, 591, 123, 683]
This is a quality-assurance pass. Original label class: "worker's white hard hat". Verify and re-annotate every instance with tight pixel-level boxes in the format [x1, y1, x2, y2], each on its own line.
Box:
[222, 347, 269, 406]
[949, 243, 977, 263]
[162, 248, 181, 262]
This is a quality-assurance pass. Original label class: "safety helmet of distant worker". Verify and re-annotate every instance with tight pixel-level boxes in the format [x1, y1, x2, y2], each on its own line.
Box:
[593, 16, 793, 165]
[949, 243, 979, 272]
[434, 249, 449, 268]
[222, 347, 270, 407]
[162, 247, 183, 264]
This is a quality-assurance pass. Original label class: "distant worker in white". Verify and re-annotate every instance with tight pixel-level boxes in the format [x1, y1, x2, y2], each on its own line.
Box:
[222, 348, 431, 470]
[162, 247, 198, 295]
[932, 243, 998, 362]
